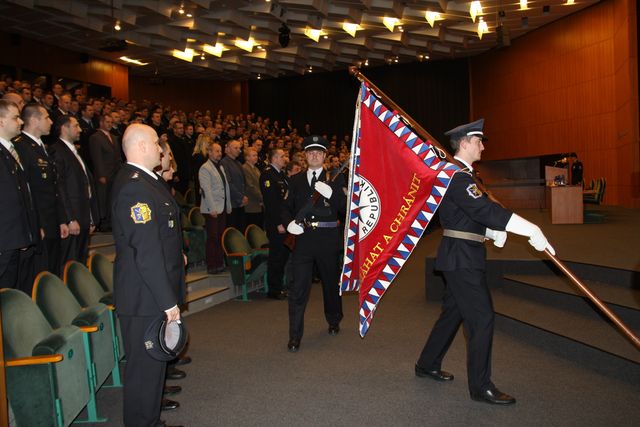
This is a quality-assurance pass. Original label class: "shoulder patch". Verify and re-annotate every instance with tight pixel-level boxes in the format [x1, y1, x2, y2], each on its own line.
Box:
[130, 202, 152, 224]
[466, 184, 482, 199]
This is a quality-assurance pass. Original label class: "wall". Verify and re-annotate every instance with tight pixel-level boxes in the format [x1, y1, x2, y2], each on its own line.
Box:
[470, 0, 639, 207]
[129, 76, 248, 113]
[0, 33, 128, 100]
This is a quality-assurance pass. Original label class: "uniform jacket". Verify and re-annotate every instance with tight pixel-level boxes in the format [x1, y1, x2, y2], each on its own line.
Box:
[13, 133, 66, 237]
[89, 130, 122, 180]
[259, 165, 287, 233]
[220, 156, 245, 208]
[0, 143, 38, 251]
[435, 170, 512, 271]
[111, 164, 186, 316]
[242, 162, 262, 214]
[199, 159, 232, 215]
[282, 168, 346, 226]
[48, 139, 98, 229]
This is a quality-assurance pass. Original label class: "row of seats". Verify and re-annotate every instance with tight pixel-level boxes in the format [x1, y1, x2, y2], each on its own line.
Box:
[222, 226, 269, 302]
[1, 256, 123, 427]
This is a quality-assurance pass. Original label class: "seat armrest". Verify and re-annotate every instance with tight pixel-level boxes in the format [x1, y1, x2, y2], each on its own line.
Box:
[6, 354, 64, 367]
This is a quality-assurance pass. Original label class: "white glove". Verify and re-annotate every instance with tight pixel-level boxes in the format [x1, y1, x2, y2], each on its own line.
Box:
[506, 214, 555, 255]
[314, 181, 333, 199]
[485, 228, 507, 248]
[286, 220, 304, 235]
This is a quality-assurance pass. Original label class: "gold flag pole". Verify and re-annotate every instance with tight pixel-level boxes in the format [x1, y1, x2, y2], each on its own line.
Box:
[349, 66, 640, 351]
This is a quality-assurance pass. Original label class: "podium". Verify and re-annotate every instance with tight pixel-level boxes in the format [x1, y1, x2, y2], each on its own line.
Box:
[546, 185, 584, 224]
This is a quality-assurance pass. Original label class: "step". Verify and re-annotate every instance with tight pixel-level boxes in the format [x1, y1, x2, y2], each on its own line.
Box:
[182, 271, 231, 316]
[503, 274, 640, 311]
[493, 285, 640, 364]
[89, 232, 114, 246]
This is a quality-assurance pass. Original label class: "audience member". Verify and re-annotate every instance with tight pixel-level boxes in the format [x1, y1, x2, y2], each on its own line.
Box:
[220, 139, 247, 231]
[242, 147, 263, 227]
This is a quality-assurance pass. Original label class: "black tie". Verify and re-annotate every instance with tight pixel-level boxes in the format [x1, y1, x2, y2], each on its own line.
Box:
[310, 171, 317, 188]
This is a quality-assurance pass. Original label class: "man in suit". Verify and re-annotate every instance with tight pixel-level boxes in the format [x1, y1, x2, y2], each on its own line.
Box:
[49, 115, 97, 268]
[112, 123, 185, 427]
[415, 119, 555, 405]
[283, 136, 346, 352]
[241, 147, 263, 227]
[167, 121, 190, 196]
[90, 113, 123, 231]
[220, 139, 247, 231]
[13, 104, 69, 276]
[259, 148, 289, 300]
[199, 140, 231, 274]
[0, 99, 38, 293]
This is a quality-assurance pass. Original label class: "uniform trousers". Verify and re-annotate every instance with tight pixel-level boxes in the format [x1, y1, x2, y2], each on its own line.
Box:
[266, 230, 289, 293]
[119, 315, 167, 427]
[0, 248, 35, 294]
[288, 228, 343, 340]
[417, 269, 495, 394]
[205, 212, 226, 270]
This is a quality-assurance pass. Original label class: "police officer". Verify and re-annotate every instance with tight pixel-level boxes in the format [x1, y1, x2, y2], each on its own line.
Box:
[259, 148, 289, 300]
[283, 135, 346, 352]
[415, 119, 555, 405]
[14, 104, 69, 277]
[111, 124, 185, 426]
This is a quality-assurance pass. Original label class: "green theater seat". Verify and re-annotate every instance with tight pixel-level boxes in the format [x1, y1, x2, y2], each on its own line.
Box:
[245, 224, 270, 249]
[33, 272, 120, 422]
[222, 227, 268, 301]
[1, 288, 91, 427]
[88, 253, 113, 293]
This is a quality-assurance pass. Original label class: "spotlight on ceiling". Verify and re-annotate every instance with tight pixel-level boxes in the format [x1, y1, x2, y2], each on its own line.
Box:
[278, 23, 291, 48]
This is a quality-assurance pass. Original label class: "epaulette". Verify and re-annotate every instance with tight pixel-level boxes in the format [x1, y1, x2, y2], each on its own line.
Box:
[130, 171, 140, 180]
[12, 134, 23, 144]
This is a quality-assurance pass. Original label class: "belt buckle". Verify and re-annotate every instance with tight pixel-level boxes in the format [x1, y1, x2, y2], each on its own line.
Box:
[310, 221, 318, 230]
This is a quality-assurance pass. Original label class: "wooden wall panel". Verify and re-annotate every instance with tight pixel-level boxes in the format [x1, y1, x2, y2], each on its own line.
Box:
[0, 32, 128, 99]
[470, 0, 639, 207]
[128, 76, 246, 114]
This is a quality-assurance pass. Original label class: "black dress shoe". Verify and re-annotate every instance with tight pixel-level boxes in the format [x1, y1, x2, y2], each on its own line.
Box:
[173, 355, 192, 366]
[470, 387, 516, 405]
[328, 325, 340, 336]
[161, 398, 180, 411]
[414, 364, 454, 381]
[163, 385, 182, 396]
[287, 338, 300, 353]
[268, 290, 287, 300]
[166, 366, 186, 380]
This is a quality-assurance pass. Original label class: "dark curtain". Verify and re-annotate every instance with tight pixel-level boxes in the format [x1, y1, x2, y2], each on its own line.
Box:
[248, 59, 470, 147]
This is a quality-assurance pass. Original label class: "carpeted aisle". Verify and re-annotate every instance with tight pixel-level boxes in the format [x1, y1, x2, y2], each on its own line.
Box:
[90, 228, 640, 426]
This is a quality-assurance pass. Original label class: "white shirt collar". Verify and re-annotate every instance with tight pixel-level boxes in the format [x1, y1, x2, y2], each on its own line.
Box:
[22, 131, 44, 147]
[127, 161, 158, 180]
[454, 156, 473, 172]
[60, 138, 78, 153]
[0, 137, 14, 152]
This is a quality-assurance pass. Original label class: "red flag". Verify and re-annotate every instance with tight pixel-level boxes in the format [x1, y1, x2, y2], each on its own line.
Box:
[341, 83, 459, 337]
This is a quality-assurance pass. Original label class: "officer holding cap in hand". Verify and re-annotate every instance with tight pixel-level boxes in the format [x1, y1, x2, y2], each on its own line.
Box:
[111, 123, 186, 427]
[283, 135, 347, 353]
[414, 118, 554, 406]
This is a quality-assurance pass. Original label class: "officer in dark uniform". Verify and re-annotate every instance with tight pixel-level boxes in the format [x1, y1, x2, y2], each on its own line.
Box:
[0, 99, 38, 293]
[415, 118, 555, 405]
[14, 104, 69, 276]
[283, 135, 346, 352]
[259, 148, 289, 300]
[111, 123, 185, 427]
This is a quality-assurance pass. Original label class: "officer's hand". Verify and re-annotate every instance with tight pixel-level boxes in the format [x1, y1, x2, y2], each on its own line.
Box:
[60, 223, 69, 239]
[315, 181, 332, 198]
[287, 220, 304, 235]
[165, 305, 181, 322]
[68, 220, 80, 235]
[529, 229, 556, 255]
[485, 228, 506, 248]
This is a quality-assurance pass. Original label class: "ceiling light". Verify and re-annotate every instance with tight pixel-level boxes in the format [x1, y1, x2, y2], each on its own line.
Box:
[383, 17, 399, 32]
[398, 26, 404, 33]
[178, 3, 185, 14]
[186, 38, 196, 43]
[425, 11, 441, 27]
[186, 13, 192, 18]
[323, 35, 328, 39]
[257, 74, 262, 79]
[520, 0, 528, 9]
[343, 22, 360, 37]
[364, 59, 369, 66]
[477, 17, 488, 39]
[114, 20, 121, 31]
[172, 48, 194, 62]
[119, 56, 148, 66]
[566, 0, 575, 4]
[235, 37, 255, 52]
[470, 1, 483, 23]
[203, 43, 228, 57]
[304, 28, 322, 42]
